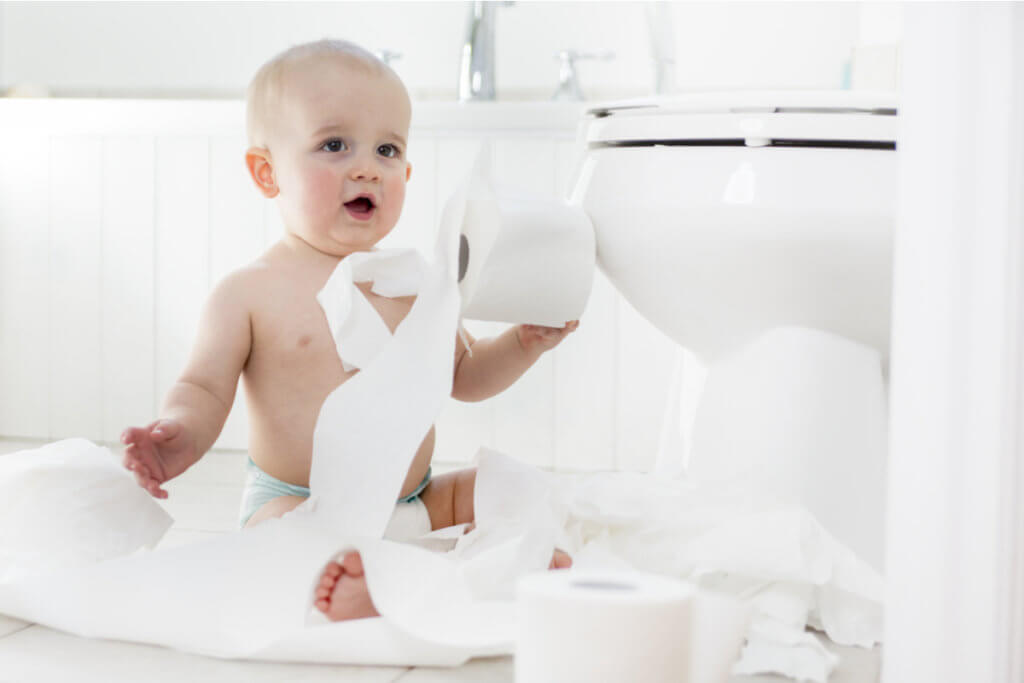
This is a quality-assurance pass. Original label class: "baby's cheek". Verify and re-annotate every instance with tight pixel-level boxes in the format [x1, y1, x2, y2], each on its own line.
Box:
[301, 169, 341, 213]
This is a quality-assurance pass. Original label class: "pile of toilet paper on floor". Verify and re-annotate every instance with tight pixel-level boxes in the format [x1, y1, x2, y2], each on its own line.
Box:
[0, 152, 881, 682]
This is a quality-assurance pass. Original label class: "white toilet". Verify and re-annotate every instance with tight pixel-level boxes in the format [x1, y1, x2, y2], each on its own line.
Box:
[571, 91, 898, 570]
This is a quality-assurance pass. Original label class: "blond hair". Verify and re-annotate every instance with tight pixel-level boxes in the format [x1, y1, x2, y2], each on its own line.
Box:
[245, 39, 404, 148]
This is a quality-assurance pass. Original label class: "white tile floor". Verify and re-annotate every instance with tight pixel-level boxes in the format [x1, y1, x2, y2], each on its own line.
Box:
[0, 439, 880, 682]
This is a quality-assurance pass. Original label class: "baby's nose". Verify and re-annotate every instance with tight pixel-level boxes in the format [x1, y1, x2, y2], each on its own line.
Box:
[349, 156, 380, 182]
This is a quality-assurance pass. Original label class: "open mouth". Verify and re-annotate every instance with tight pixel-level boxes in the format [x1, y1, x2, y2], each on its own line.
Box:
[344, 196, 376, 220]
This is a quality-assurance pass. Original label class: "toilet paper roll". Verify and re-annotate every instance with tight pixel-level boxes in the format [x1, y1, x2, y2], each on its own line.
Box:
[516, 569, 692, 683]
[455, 148, 596, 327]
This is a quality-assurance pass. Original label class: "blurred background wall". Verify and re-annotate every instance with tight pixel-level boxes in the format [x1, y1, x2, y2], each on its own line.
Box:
[0, 1, 902, 100]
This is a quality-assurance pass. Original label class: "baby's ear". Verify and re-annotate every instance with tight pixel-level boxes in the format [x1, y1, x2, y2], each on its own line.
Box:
[406, 162, 412, 182]
[245, 147, 278, 198]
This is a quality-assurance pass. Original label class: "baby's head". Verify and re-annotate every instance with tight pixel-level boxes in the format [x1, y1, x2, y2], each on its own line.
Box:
[245, 39, 412, 257]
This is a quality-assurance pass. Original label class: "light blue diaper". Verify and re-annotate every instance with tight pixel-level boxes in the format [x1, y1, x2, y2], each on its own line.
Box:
[238, 458, 432, 528]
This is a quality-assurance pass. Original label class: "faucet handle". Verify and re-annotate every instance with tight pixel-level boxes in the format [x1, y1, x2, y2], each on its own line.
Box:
[553, 49, 616, 64]
[374, 49, 403, 67]
[551, 50, 616, 102]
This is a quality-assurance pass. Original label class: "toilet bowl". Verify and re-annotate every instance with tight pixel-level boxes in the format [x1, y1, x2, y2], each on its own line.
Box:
[571, 91, 898, 570]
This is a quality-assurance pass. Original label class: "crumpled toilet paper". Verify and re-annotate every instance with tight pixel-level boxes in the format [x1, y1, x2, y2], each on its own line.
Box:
[0, 148, 881, 681]
[0, 438, 172, 583]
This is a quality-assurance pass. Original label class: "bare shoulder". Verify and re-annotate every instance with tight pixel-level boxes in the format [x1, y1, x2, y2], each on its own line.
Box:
[209, 251, 285, 308]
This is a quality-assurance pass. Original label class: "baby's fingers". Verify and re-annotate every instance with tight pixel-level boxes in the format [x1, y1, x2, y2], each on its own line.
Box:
[120, 426, 149, 446]
[131, 464, 167, 499]
[149, 419, 180, 443]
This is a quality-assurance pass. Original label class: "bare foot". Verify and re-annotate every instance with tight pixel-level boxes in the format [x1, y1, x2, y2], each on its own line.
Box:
[549, 549, 573, 570]
[314, 552, 380, 621]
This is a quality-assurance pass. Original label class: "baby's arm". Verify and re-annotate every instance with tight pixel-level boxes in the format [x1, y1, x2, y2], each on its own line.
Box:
[451, 321, 579, 402]
[122, 270, 253, 497]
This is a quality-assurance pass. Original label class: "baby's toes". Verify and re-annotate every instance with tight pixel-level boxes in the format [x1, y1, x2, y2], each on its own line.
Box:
[340, 552, 364, 577]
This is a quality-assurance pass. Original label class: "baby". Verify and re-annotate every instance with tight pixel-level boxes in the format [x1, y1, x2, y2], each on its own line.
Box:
[120, 39, 577, 622]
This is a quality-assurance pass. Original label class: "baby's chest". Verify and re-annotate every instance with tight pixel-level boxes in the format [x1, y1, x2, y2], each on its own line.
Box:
[251, 284, 414, 371]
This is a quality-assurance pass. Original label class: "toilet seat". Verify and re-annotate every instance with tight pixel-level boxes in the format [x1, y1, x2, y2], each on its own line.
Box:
[583, 90, 898, 149]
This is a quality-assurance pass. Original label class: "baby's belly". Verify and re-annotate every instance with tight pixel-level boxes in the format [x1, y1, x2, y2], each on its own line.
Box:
[243, 371, 436, 498]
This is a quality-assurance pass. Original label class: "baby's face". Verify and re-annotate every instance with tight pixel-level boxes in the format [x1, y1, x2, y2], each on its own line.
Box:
[268, 57, 412, 256]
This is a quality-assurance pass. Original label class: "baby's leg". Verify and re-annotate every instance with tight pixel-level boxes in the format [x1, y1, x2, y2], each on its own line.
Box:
[246, 494, 378, 621]
[418, 468, 476, 529]
[418, 467, 572, 569]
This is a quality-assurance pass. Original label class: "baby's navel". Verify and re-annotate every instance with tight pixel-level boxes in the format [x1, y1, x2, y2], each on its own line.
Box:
[297, 334, 312, 348]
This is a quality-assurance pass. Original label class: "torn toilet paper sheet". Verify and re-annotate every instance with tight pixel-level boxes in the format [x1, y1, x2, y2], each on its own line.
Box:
[0, 438, 172, 583]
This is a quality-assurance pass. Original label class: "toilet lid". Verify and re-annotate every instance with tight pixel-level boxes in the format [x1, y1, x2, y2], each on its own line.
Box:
[584, 90, 897, 148]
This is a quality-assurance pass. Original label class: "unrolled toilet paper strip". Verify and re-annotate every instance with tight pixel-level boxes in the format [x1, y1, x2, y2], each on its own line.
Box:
[516, 570, 706, 683]
[315, 248, 426, 372]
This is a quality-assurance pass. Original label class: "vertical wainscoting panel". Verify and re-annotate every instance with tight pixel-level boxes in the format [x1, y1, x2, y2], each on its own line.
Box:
[100, 136, 156, 444]
[486, 137, 558, 469]
[0, 132, 50, 438]
[552, 139, 615, 471]
[154, 137, 210, 418]
[554, 271, 617, 471]
[209, 135, 264, 451]
[48, 136, 103, 441]
[434, 137, 495, 465]
[615, 295, 680, 472]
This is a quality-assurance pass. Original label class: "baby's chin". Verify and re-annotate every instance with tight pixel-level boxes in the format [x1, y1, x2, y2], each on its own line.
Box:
[324, 227, 397, 255]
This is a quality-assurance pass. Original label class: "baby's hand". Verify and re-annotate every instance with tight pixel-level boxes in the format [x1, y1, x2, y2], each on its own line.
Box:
[516, 320, 580, 354]
[120, 419, 197, 499]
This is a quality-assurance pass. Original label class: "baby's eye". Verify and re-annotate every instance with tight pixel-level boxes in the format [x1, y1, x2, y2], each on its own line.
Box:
[378, 144, 401, 159]
[321, 138, 347, 153]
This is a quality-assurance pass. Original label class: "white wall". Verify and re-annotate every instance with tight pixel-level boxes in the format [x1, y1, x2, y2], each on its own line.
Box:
[0, 1, 892, 100]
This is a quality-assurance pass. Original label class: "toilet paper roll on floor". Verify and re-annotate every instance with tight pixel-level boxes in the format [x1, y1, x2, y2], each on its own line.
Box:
[455, 147, 596, 327]
[516, 569, 694, 683]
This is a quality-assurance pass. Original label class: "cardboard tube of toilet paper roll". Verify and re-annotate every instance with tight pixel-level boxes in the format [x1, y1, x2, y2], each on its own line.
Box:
[516, 570, 693, 683]
[456, 148, 596, 327]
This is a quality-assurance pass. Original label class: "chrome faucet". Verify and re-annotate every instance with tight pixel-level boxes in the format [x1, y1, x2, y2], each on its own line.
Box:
[458, 1, 514, 102]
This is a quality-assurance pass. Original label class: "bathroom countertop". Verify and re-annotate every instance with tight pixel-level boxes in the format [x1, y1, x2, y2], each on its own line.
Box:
[0, 98, 585, 136]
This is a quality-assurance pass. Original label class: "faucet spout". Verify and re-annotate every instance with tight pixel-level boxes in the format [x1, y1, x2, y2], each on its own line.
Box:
[458, 1, 513, 101]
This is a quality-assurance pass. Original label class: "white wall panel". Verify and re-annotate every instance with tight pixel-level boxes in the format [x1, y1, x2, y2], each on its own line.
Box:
[209, 134, 263, 451]
[555, 270, 616, 471]
[615, 293, 679, 472]
[154, 137, 209, 415]
[100, 136, 156, 444]
[0, 132, 50, 438]
[48, 136, 102, 440]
